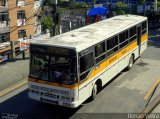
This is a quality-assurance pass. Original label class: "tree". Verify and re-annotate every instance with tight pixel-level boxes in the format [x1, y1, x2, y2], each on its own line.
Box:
[139, 0, 145, 4]
[116, 2, 128, 15]
[69, 1, 88, 9]
[138, 0, 146, 15]
[90, 0, 96, 7]
[41, 16, 53, 32]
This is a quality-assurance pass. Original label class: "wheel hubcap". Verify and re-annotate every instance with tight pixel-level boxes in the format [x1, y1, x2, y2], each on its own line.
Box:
[93, 84, 97, 97]
[129, 57, 133, 68]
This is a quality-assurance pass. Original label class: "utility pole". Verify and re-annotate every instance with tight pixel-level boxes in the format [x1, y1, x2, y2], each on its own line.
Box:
[83, 5, 87, 25]
[10, 41, 15, 59]
[22, 37, 25, 59]
[154, 0, 157, 12]
[51, 0, 58, 36]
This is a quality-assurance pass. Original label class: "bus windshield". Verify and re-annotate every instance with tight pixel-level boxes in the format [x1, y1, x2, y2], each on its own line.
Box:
[29, 45, 77, 85]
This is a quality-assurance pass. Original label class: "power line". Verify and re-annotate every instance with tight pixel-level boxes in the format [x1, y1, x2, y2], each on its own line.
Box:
[7, 2, 35, 11]
[4, 0, 34, 7]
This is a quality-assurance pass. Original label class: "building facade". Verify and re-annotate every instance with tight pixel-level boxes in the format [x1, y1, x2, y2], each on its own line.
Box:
[0, 0, 43, 62]
[77, 0, 155, 4]
[8, 0, 36, 41]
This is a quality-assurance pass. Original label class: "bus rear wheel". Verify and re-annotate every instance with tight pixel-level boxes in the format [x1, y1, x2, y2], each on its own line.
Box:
[91, 83, 97, 100]
[127, 55, 134, 70]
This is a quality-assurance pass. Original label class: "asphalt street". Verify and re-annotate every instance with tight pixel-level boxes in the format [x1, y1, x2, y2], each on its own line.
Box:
[0, 29, 160, 119]
[0, 53, 29, 91]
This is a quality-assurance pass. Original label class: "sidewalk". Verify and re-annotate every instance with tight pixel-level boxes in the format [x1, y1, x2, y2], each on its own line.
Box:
[0, 52, 29, 92]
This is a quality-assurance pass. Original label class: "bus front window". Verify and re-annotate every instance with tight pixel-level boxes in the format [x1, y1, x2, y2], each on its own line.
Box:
[50, 56, 77, 84]
[29, 45, 77, 85]
[30, 54, 49, 81]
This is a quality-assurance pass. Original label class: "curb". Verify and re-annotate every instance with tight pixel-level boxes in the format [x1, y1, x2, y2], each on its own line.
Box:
[138, 94, 160, 119]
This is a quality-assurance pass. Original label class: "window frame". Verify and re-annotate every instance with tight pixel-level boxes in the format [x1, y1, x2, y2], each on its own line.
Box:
[141, 20, 147, 36]
[106, 35, 119, 57]
[79, 51, 94, 82]
[17, 10, 25, 19]
[18, 29, 26, 39]
[129, 26, 137, 43]
[94, 41, 106, 64]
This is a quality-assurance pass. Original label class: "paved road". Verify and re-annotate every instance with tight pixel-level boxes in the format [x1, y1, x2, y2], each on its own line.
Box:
[0, 30, 160, 119]
[0, 53, 29, 91]
[0, 50, 160, 119]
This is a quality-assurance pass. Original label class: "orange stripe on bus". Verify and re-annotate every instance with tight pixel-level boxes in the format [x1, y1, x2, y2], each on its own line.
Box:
[28, 78, 78, 89]
[29, 34, 148, 90]
[141, 34, 148, 43]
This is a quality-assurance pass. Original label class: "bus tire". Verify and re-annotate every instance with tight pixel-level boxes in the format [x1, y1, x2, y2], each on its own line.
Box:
[127, 55, 134, 70]
[91, 83, 97, 100]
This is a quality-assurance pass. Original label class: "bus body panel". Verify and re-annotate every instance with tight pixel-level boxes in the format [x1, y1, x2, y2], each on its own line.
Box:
[28, 15, 148, 108]
[28, 81, 81, 108]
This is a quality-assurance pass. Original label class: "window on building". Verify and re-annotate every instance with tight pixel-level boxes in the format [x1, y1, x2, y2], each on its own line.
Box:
[0, 14, 8, 22]
[18, 30, 26, 39]
[0, 33, 10, 43]
[95, 42, 106, 63]
[17, 0, 25, 6]
[17, 10, 25, 19]
[80, 52, 94, 81]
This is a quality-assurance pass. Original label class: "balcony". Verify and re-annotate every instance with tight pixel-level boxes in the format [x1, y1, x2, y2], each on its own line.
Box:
[34, 0, 44, 9]
[17, 19, 26, 26]
[17, 0, 25, 7]
[0, 21, 9, 28]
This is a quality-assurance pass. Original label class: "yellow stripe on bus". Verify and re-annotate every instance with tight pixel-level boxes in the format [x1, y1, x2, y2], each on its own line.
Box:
[28, 78, 78, 89]
[28, 34, 148, 90]
[141, 34, 148, 43]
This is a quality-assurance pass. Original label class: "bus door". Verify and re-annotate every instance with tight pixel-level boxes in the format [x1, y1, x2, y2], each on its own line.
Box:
[137, 26, 142, 56]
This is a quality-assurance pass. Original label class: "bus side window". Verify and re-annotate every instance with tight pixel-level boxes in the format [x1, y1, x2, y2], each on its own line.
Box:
[119, 31, 126, 44]
[129, 26, 136, 42]
[107, 36, 118, 56]
[126, 30, 129, 40]
[79, 52, 94, 82]
[119, 31, 128, 49]
[142, 21, 147, 35]
[95, 41, 106, 64]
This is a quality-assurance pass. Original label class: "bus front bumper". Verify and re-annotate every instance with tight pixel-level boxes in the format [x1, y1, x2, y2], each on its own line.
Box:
[28, 92, 79, 108]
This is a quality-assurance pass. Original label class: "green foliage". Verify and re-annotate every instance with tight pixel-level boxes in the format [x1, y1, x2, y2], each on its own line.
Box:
[139, 0, 145, 4]
[41, 16, 53, 31]
[69, 1, 88, 8]
[90, 0, 96, 3]
[116, 2, 128, 15]
[157, 1, 160, 7]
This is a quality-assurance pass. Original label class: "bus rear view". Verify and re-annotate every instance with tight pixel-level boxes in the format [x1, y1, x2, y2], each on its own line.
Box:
[28, 44, 79, 108]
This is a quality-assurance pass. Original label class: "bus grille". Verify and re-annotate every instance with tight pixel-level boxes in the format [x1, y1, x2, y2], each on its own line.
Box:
[43, 93, 57, 98]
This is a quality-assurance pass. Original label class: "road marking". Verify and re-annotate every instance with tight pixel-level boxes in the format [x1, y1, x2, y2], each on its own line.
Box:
[144, 79, 160, 100]
[138, 94, 160, 119]
[0, 80, 28, 97]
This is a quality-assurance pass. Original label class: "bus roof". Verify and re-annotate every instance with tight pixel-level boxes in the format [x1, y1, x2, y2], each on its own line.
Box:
[31, 15, 147, 52]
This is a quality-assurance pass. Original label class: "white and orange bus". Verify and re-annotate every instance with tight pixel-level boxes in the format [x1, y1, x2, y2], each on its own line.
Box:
[28, 15, 148, 108]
